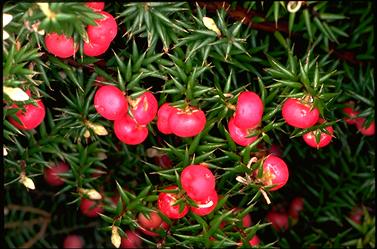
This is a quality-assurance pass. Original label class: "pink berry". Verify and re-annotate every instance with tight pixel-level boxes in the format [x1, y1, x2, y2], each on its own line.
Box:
[168, 106, 206, 137]
[85, 2, 105, 11]
[114, 115, 149, 145]
[9, 99, 46, 130]
[234, 91, 264, 129]
[63, 235, 84, 249]
[129, 92, 158, 125]
[157, 185, 189, 219]
[138, 211, 163, 230]
[44, 162, 70, 186]
[228, 116, 258, 146]
[94, 85, 128, 120]
[303, 121, 334, 149]
[157, 103, 176, 135]
[87, 11, 117, 45]
[190, 189, 218, 216]
[260, 155, 289, 191]
[282, 98, 319, 129]
[45, 33, 77, 58]
[80, 198, 103, 217]
[342, 107, 360, 125]
[180, 164, 216, 202]
[121, 230, 142, 248]
[288, 197, 304, 219]
[355, 118, 375, 136]
[249, 235, 261, 247]
[83, 40, 111, 57]
[267, 210, 289, 231]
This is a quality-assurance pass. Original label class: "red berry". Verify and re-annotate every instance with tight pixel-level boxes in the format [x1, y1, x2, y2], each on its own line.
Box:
[157, 185, 189, 219]
[87, 11, 117, 45]
[266, 210, 289, 231]
[121, 230, 142, 249]
[130, 92, 158, 125]
[242, 213, 252, 227]
[63, 235, 84, 249]
[157, 103, 176, 135]
[342, 107, 359, 125]
[234, 91, 264, 129]
[288, 197, 304, 219]
[44, 162, 70, 186]
[260, 155, 289, 191]
[114, 115, 148, 145]
[349, 206, 363, 224]
[228, 116, 258, 146]
[45, 33, 77, 58]
[249, 235, 261, 247]
[282, 98, 319, 128]
[83, 39, 110, 57]
[180, 164, 216, 202]
[138, 211, 163, 230]
[191, 189, 218, 216]
[80, 198, 103, 217]
[85, 2, 105, 11]
[355, 118, 375, 136]
[138, 221, 169, 237]
[303, 123, 334, 149]
[94, 85, 128, 120]
[168, 106, 206, 137]
[9, 99, 46, 130]
[154, 154, 173, 169]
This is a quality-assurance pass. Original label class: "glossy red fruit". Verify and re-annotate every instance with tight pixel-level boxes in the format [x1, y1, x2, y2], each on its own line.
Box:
[85, 2, 105, 11]
[228, 116, 258, 146]
[94, 85, 128, 120]
[63, 235, 84, 249]
[157, 103, 177, 135]
[267, 210, 289, 231]
[138, 211, 163, 230]
[121, 230, 142, 249]
[282, 98, 319, 129]
[83, 40, 110, 57]
[168, 106, 206, 137]
[44, 162, 69, 186]
[157, 185, 189, 219]
[87, 11, 117, 45]
[80, 198, 103, 217]
[180, 164, 216, 202]
[45, 33, 77, 58]
[234, 91, 264, 129]
[242, 213, 252, 227]
[130, 92, 158, 125]
[260, 155, 289, 191]
[289, 197, 304, 219]
[9, 99, 46, 130]
[303, 120, 334, 149]
[191, 189, 218, 216]
[342, 107, 360, 125]
[249, 235, 261, 247]
[114, 115, 148, 145]
[355, 118, 375, 136]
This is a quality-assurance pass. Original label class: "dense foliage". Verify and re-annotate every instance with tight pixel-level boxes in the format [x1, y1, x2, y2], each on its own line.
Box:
[3, 1, 375, 248]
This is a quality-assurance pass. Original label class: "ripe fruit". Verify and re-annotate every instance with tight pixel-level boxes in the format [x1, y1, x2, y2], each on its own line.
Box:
[191, 189, 218, 216]
[349, 206, 363, 224]
[168, 106, 206, 137]
[63, 235, 84, 249]
[121, 230, 142, 248]
[249, 235, 261, 247]
[154, 154, 173, 169]
[303, 120, 334, 149]
[342, 107, 359, 125]
[282, 98, 319, 129]
[138, 211, 163, 230]
[85, 2, 105, 11]
[9, 99, 46, 130]
[80, 198, 103, 217]
[228, 116, 258, 146]
[86, 11, 117, 45]
[242, 213, 252, 228]
[157, 185, 189, 219]
[94, 85, 128, 120]
[289, 197, 304, 219]
[266, 210, 289, 231]
[129, 92, 158, 125]
[260, 155, 289, 191]
[234, 91, 264, 129]
[180, 164, 216, 202]
[83, 40, 110, 57]
[114, 115, 148, 145]
[44, 162, 70, 186]
[355, 118, 375, 136]
[157, 103, 176, 135]
[45, 33, 77, 58]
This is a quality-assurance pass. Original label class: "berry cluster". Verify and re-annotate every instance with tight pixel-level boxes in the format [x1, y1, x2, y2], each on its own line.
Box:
[282, 97, 334, 149]
[267, 197, 304, 232]
[44, 2, 117, 58]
